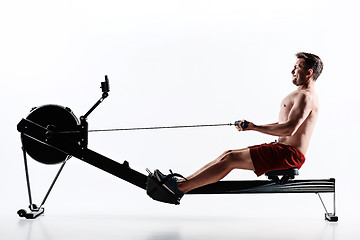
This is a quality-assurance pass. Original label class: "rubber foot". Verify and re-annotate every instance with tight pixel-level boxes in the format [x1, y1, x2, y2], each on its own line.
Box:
[325, 213, 338, 222]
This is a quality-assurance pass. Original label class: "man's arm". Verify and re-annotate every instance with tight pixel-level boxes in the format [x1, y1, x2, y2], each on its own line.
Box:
[240, 93, 313, 137]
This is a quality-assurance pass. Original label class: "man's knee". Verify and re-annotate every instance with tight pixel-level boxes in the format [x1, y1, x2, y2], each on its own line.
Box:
[222, 150, 232, 156]
[222, 150, 242, 165]
[222, 149, 253, 169]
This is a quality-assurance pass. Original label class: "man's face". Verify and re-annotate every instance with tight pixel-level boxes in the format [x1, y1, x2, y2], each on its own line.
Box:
[291, 58, 309, 86]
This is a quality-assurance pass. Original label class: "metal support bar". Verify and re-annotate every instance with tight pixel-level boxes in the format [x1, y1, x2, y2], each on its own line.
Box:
[21, 146, 33, 208]
[83, 75, 109, 119]
[39, 159, 67, 208]
[333, 181, 337, 216]
[317, 192, 329, 215]
[83, 94, 108, 119]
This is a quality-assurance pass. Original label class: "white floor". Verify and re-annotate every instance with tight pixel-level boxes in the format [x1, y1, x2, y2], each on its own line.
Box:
[2, 212, 357, 240]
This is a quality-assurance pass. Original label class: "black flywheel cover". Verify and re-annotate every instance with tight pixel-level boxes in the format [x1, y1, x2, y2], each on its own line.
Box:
[21, 105, 79, 164]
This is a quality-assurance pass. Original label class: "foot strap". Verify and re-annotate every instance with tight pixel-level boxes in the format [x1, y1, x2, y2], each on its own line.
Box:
[146, 170, 181, 205]
[159, 170, 187, 185]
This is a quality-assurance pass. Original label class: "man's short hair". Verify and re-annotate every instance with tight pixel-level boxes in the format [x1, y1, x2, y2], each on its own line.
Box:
[296, 52, 323, 81]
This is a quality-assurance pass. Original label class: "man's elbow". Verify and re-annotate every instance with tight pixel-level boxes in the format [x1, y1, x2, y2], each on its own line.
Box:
[282, 124, 298, 136]
[283, 129, 296, 136]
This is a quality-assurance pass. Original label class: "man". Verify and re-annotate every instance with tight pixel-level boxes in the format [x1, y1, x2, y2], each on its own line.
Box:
[154, 52, 323, 201]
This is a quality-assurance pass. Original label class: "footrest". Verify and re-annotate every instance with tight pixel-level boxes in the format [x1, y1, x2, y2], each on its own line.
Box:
[265, 168, 299, 183]
[17, 207, 44, 219]
[146, 173, 180, 205]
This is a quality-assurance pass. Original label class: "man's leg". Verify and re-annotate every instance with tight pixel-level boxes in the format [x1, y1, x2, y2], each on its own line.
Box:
[177, 148, 254, 193]
[184, 150, 235, 180]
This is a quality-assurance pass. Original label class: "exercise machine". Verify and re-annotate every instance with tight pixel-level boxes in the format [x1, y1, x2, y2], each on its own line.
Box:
[16, 76, 338, 222]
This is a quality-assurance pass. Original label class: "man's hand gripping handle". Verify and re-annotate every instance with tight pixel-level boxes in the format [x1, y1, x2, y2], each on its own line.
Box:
[234, 120, 249, 130]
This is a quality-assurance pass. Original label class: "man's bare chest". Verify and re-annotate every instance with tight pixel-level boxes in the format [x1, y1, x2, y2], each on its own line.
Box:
[279, 97, 294, 121]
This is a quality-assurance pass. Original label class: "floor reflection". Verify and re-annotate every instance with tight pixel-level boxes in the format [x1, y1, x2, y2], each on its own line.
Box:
[8, 215, 340, 240]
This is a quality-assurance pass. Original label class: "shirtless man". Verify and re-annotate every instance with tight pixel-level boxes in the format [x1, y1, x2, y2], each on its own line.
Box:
[154, 52, 323, 200]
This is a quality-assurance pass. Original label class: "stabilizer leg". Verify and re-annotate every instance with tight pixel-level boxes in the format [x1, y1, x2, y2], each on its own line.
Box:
[18, 147, 44, 219]
[18, 146, 67, 219]
[317, 192, 338, 222]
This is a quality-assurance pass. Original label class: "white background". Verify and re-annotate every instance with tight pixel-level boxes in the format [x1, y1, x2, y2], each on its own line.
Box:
[1, 0, 359, 239]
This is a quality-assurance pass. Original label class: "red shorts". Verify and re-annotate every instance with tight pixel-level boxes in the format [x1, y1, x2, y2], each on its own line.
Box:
[249, 142, 305, 176]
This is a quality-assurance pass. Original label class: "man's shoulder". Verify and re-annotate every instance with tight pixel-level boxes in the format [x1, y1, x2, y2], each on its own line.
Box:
[283, 89, 317, 106]
[293, 89, 316, 101]
[293, 89, 319, 110]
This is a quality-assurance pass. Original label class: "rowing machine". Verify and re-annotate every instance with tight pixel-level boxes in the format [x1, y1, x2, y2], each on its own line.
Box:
[16, 76, 337, 221]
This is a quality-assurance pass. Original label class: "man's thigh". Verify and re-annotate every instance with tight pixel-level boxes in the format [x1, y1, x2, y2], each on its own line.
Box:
[228, 148, 254, 170]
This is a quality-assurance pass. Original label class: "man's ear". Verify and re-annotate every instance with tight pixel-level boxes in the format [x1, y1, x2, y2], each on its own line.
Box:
[307, 68, 314, 78]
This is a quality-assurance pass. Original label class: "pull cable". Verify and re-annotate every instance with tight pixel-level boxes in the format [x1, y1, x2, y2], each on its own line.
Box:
[59, 121, 248, 133]
[88, 123, 235, 132]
